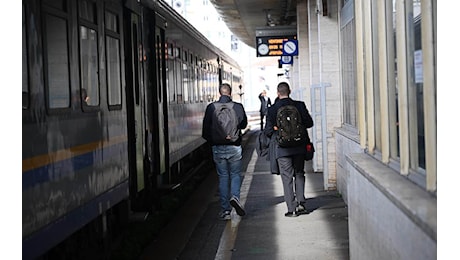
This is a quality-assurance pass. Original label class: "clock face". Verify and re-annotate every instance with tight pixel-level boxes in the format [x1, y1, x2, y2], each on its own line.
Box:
[258, 44, 269, 55]
[283, 41, 297, 54]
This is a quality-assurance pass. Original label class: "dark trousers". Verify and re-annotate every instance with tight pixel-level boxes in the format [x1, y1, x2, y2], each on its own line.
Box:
[260, 112, 266, 130]
[277, 154, 306, 212]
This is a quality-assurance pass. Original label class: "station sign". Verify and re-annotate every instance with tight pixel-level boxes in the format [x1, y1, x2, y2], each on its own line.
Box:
[280, 55, 294, 65]
[255, 26, 297, 57]
[256, 35, 297, 57]
[282, 40, 298, 56]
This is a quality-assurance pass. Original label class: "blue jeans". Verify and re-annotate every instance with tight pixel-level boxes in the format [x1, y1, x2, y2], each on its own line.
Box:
[212, 145, 243, 212]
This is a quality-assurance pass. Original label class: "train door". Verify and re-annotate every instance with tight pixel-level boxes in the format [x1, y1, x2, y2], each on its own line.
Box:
[123, 3, 147, 210]
[154, 17, 169, 178]
[140, 9, 169, 193]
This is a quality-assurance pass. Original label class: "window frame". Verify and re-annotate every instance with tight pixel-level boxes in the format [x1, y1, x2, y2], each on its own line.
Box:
[353, 0, 436, 192]
[22, 3, 30, 110]
[42, 2, 72, 112]
[339, 0, 358, 129]
[78, 0, 101, 110]
[104, 7, 123, 110]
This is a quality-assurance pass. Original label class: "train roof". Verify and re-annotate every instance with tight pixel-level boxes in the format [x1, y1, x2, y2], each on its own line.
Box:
[143, 0, 242, 71]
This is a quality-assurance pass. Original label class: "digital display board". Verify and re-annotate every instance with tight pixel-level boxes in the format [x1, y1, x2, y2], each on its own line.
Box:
[256, 35, 297, 57]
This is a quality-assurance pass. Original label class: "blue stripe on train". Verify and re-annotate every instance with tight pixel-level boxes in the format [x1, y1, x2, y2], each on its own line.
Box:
[22, 181, 129, 259]
[22, 141, 127, 190]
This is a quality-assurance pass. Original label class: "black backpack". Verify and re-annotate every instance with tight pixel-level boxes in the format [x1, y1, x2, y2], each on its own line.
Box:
[211, 102, 240, 143]
[276, 103, 307, 147]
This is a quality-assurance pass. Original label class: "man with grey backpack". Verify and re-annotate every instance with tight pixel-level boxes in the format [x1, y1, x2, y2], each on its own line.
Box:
[263, 82, 314, 217]
[202, 83, 248, 220]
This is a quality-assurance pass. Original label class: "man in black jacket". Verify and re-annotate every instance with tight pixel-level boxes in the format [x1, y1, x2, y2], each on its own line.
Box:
[263, 82, 314, 217]
[202, 83, 248, 220]
[258, 90, 272, 130]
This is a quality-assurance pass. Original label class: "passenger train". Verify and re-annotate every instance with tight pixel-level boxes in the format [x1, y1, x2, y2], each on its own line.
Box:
[22, 0, 243, 258]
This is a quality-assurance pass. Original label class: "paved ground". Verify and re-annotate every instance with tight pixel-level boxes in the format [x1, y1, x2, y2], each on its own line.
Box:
[141, 129, 350, 260]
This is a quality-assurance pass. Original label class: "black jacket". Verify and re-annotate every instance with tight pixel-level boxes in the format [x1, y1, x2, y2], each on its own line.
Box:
[257, 131, 280, 174]
[263, 97, 314, 158]
[202, 95, 248, 146]
[258, 94, 272, 115]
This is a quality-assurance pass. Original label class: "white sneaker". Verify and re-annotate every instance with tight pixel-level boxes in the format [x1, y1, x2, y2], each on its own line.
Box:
[219, 210, 231, 220]
[230, 197, 246, 216]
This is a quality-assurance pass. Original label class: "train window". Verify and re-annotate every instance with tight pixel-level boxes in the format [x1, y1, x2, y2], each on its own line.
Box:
[193, 63, 198, 103]
[78, 0, 99, 108]
[22, 5, 29, 109]
[106, 36, 121, 106]
[202, 70, 207, 101]
[183, 50, 189, 102]
[197, 69, 202, 102]
[43, 0, 67, 12]
[190, 65, 195, 102]
[167, 43, 175, 103]
[156, 34, 164, 101]
[105, 11, 118, 33]
[168, 44, 174, 58]
[210, 71, 215, 101]
[206, 71, 211, 102]
[167, 60, 175, 103]
[199, 68, 204, 101]
[176, 59, 183, 103]
[105, 10, 122, 107]
[183, 62, 189, 102]
[176, 47, 181, 59]
[213, 71, 218, 100]
[189, 54, 194, 102]
[79, 0, 96, 23]
[44, 14, 71, 108]
[79, 26, 100, 106]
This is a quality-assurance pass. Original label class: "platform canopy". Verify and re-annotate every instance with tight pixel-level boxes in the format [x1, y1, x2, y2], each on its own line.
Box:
[209, 0, 297, 49]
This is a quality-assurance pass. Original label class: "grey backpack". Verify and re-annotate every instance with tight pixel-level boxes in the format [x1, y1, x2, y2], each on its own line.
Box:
[211, 102, 240, 143]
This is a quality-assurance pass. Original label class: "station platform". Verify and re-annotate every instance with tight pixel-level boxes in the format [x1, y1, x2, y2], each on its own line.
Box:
[140, 128, 350, 260]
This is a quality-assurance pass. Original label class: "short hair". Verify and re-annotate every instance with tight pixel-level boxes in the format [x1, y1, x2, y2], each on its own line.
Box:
[277, 82, 291, 96]
[219, 83, 232, 95]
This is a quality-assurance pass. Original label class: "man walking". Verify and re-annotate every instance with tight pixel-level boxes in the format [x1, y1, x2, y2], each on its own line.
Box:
[202, 83, 248, 220]
[263, 82, 314, 217]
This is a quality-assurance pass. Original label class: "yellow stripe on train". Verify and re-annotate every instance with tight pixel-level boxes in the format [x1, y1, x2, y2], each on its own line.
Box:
[22, 135, 127, 172]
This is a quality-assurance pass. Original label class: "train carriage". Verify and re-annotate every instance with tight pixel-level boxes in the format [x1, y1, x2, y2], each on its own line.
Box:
[22, 0, 243, 258]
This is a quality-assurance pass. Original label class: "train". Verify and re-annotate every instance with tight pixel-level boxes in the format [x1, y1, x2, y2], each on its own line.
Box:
[22, 0, 243, 258]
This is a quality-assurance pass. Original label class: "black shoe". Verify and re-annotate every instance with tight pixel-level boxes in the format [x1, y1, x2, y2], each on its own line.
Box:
[284, 211, 299, 217]
[296, 203, 308, 215]
[230, 197, 246, 216]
